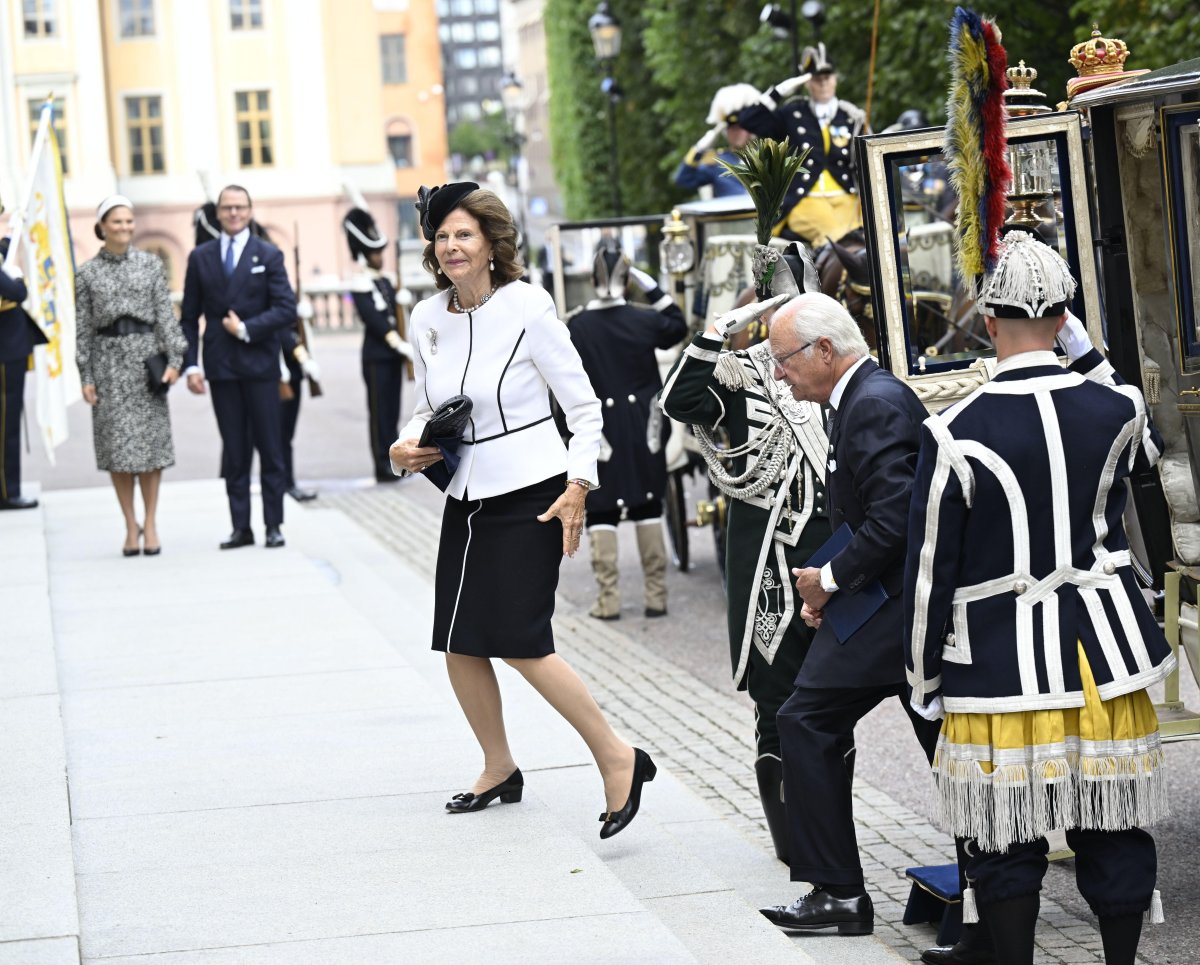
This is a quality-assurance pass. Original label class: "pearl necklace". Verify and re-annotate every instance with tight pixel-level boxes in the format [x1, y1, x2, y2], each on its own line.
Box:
[451, 284, 498, 313]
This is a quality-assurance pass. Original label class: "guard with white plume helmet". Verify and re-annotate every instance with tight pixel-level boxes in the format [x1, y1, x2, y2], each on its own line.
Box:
[673, 84, 761, 199]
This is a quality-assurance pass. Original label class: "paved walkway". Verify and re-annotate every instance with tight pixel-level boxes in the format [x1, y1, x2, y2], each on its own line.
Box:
[0, 478, 1147, 963]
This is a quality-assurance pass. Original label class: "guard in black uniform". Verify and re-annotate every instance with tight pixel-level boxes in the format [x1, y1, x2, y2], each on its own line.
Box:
[0, 235, 49, 509]
[567, 241, 687, 619]
[734, 43, 867, 247]
[345, 207, 412, 482]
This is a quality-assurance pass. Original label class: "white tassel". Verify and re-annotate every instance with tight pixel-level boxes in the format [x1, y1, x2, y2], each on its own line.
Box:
[962, 885, 979, 924]
[714, 353, 749, 391]
[1147, 889, 1164, 925]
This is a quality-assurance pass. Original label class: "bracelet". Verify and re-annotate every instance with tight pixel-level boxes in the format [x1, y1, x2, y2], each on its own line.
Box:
[566, 478, 592, 492]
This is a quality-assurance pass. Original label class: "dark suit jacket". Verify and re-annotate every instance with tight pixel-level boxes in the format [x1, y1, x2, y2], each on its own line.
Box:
[0, 270, 48, 363]
[180, 235, 296, 381]
[799, 358, 927, 689]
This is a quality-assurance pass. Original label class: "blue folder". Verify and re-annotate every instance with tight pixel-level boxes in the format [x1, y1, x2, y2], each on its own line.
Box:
[804, 523, 888, 643]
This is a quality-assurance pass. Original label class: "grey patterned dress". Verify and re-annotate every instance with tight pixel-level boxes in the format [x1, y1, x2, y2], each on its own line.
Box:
[75, 248, 187, 473]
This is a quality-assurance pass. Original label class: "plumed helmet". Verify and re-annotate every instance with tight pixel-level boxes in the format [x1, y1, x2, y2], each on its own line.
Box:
[193, 202, 221, 248]
[343, 207, 388, 260]
[248, 220, 272, 243]
[763, 241, 821, 300]
[415, 182, 479, 242]
[979, 229, 1077, 319]
[706, 84, 763, 127]
[800, 42, 835, 76]
[591, 237, 631, 300]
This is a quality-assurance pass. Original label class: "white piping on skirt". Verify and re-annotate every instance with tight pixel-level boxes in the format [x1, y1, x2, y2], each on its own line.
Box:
[446, 500, 484, 653]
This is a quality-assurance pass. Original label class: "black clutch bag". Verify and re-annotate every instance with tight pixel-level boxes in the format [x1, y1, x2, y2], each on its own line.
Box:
[418, 395, 473, 491]
[144, 352, 170, 396]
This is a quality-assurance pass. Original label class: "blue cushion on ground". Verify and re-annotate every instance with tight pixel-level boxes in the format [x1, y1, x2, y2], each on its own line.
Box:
[905, 863, 960, 901]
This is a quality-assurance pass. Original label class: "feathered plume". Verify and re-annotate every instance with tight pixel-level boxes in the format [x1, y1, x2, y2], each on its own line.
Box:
[719, 138, 808, 247]
[944, 7, 1011, 287]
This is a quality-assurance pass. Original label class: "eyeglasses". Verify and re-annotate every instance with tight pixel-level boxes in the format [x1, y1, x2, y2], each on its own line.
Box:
[218, 204, 249, 213]
[770, 341, 814, 368]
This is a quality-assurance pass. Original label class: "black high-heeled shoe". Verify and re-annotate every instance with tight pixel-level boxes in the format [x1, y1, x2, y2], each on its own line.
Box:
[599, 748, 656, 839]
[445, 769, 524, 813]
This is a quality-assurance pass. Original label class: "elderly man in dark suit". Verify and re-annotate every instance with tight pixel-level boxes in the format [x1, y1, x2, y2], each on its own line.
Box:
[757, 291, 944, 936]
[181, 185, 296, 549]
[0, 237, 49, 509]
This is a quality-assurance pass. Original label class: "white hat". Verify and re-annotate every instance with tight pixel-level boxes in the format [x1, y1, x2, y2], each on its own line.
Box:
[979, 229, 1077, 319]
[706, 84, 762, 126]
[96, 194, 134, 221]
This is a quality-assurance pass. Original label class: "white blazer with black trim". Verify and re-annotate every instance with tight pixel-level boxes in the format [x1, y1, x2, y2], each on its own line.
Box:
[396, 280, 602, 501]
[904, 349, 1173, 714]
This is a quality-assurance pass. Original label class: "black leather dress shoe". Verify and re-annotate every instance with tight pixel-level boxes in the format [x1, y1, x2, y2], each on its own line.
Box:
[0, 495, 38, 510]
[760, 887, 874, 936]
[446, 769, 523, 813]
[220, 529, 254, 550]
[599, 748, 656, 839]
[920, 943, 996, 965]
[287, 486, 318, 502]
[264, 527, 285, 548]
[375, 473, 400, 484]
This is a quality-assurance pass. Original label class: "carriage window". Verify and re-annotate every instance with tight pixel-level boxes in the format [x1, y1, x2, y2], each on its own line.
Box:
[1162, 104, 1200, 371]
[885, 132, 1080, 374]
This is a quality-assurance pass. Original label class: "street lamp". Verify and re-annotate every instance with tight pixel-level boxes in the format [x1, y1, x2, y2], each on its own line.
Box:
[500, 69, 529, 259]
[760, 0, 824, 73]
[588, 1, 623, 217]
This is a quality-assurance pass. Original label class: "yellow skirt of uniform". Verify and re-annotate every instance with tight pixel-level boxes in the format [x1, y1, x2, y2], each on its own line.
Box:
[931, 643, 1169, 852]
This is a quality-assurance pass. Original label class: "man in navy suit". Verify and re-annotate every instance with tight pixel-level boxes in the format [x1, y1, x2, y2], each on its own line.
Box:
[181, 185, 296, 548]
[758, 291, 945, 936]
[0, 236, 49, 510]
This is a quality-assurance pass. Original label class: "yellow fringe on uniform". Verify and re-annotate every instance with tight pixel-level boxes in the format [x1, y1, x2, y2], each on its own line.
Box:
[931, 643, 1168, 852]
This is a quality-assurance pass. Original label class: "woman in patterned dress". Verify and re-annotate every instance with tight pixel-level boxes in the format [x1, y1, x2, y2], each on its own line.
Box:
[76, 196, 187, 556]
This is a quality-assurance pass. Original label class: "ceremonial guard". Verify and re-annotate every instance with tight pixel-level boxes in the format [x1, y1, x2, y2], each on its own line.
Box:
[673, 85, 758, 198]
[567, 242, 687, 620]
[278, 300, 321, 502]
[735, 43, 867, 247]
[0, 234, 48, 509]
[905, 231, 1171, 965]
[345, 207, 413, 482]
[660, 217, 829, 860]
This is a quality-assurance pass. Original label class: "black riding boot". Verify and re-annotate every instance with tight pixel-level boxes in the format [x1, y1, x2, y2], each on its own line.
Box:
[1098, 913, 1143, 965]
[979, 894, 1039, 965]
[754, 756, 789, 864]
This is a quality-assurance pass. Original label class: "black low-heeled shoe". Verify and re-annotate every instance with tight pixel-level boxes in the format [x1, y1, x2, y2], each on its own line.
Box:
[599, 748, 656, 839]
[445, 769, 524, 813]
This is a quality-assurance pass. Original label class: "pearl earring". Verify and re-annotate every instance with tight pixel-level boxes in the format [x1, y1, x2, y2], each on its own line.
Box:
[489, 257, 495, 271]
[436, 266, 442, 274]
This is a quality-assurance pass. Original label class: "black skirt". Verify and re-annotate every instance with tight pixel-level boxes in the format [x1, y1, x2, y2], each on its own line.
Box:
[432, 474, 566, 657]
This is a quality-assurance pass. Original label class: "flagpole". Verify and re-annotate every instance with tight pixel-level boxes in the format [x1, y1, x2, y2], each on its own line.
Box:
[3, 97, 54, 269]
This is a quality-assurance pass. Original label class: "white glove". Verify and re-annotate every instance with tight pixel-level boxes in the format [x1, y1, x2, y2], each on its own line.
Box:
[775, 72, 813, 100]
[713, 293, 790, 338]
[385, 330, 414, 359]
[690, 124, 724, 158]
[2, 263, 24, 281]
[296, 299, 314, 321]
[301, 357, 321, 381]
[628, 266, 658, 293]
[394, 288, 414, 308]
[910, 695, 945, 721]
[1055, 309, 1092, 362]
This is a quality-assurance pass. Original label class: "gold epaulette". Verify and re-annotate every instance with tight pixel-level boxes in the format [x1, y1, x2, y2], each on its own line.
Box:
[0, 299, 18, 312]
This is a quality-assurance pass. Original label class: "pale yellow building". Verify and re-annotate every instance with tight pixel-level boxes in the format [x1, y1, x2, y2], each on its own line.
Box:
[0, 0, 449, 291]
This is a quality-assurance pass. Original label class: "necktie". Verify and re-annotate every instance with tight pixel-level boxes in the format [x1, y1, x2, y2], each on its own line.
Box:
[825, 407, 838, 468]
[223, 239, 235, 278]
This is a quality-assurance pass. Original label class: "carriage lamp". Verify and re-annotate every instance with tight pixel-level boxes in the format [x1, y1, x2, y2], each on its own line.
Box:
[659, 209, 695, 275]
[1004, 61, 1055, 231]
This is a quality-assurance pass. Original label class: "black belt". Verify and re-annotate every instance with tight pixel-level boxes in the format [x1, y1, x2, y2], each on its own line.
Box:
[461, 414, 554, 446]
[99, 316, 154, 337]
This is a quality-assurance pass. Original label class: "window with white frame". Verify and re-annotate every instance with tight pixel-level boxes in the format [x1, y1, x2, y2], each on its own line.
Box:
[119, 0, 155, 37]
[23, 0, 58, 37]
[230, 0, 263, 30]
[125, 95, 165, 173]
[380, 34, 407, 85]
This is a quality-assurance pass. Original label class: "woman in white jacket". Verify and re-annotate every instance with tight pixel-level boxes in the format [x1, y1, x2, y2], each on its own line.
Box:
[390, 184, 654, 839]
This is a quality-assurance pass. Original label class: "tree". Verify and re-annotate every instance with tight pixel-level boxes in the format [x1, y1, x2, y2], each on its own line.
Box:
[448, 113, 513, 167]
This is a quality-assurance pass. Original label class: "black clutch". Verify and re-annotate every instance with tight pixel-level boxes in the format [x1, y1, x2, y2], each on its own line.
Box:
[144, 352, 170, 396]
[418, 395, 473, 447]
[417, 395, 473, 491]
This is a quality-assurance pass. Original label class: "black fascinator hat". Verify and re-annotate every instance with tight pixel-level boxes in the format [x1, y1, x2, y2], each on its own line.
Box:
[416, 182, 480, 241]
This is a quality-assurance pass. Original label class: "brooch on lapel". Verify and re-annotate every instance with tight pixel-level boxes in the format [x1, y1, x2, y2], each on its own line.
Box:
[428, 328, 439, 355]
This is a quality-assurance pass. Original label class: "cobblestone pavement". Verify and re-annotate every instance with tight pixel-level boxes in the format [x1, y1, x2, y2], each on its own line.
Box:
[321, 486, 1145, 964]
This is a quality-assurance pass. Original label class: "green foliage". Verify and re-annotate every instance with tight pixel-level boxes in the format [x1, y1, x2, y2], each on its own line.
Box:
[448, 114, 513, 165]
[718, 138, 807, 245]
[545, 0, 1200, 220]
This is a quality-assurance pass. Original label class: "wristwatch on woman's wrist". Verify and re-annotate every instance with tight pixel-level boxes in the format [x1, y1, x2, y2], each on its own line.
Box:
[567, 478, 592, 491]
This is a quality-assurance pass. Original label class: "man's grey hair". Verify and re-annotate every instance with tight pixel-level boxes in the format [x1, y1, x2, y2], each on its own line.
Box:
[777, 292, 869, 359]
